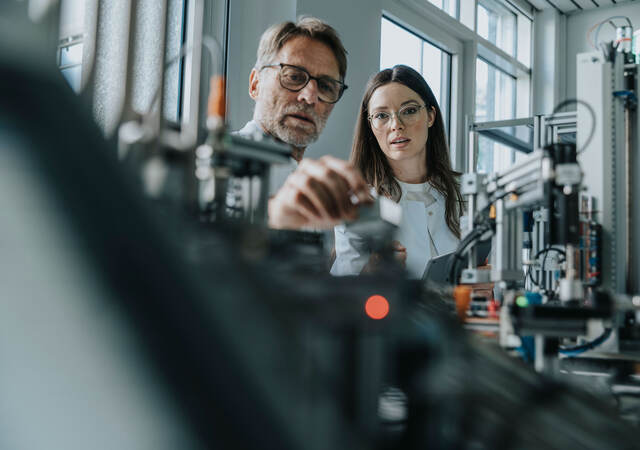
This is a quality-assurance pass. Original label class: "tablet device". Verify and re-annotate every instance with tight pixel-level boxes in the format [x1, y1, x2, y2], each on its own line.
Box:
[422, 239, 492, 285]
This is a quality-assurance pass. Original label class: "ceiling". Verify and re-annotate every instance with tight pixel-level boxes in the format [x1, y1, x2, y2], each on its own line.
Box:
[526, 0, 638, 14]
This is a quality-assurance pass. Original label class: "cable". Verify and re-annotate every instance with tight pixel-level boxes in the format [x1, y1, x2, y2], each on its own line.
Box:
[559, 328, 612, 356]
[447, 223, 493, 284]
[529, 246, 565, 291]
[550, 99, 596, 153]
[594, 16, 634, 50]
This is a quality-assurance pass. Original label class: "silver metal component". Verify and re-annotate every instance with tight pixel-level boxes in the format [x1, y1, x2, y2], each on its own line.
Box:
[555, 163, 582, 185]
[625, 98, 633, 293]
[559, 279, 583, 303]
[467, 124, 478, 270]
[491, 198, 523, 283]
[345, 196, 402, 238]
[577, 51, 628, 294]
[499, 291, 520, 348]
[471, 117, 534, 154]
[212, 135, 289, 224]
[616, 26, 633, 54]
[558, 244, 582, 303]
[461, 173, 481, 195]
[460, 268, 491, 284]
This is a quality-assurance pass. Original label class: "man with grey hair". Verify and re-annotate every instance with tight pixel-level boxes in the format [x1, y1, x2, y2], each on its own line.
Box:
[236, 17, 370, 230]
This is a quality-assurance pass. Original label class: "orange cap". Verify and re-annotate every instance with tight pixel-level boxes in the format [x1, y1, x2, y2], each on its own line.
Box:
[453, 285, 472, 322]
[207, 75, 226, 120]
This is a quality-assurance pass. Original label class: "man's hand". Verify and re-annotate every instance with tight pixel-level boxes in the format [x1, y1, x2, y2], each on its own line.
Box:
[268, 155, 371, 229]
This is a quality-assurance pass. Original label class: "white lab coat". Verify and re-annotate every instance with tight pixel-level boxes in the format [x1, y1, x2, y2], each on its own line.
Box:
[331, 184, 459, 278]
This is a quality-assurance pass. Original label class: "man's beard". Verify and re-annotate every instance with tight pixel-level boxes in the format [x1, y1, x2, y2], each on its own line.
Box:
[255, 100, 328, 148]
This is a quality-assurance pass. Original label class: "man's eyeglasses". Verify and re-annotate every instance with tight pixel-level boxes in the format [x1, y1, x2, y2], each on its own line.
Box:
[368, 104, 427, 130]
[261, 63, 347, 104]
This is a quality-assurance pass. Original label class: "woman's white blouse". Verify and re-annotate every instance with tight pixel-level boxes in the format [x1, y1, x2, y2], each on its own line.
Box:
[331, 181, 459, 278]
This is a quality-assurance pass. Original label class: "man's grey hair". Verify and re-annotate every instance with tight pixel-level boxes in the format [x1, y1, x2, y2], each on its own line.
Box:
[254, 16, 348, 80]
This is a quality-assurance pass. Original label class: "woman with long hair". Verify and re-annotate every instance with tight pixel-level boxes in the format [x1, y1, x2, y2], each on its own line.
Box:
[331, 65, 464, 278]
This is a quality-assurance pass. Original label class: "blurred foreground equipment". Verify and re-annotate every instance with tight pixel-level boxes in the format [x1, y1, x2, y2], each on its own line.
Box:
[1, 3, 638, 449]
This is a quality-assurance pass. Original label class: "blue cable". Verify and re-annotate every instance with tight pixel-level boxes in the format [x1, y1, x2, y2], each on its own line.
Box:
[559, 328, 612, 356]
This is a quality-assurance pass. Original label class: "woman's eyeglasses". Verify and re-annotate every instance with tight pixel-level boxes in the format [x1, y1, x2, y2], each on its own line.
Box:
[368, 104, 427, 130]
[261, 63, 347, 104]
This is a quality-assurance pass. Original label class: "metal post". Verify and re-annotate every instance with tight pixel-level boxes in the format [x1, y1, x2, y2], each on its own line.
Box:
[467, 122, 477, 270]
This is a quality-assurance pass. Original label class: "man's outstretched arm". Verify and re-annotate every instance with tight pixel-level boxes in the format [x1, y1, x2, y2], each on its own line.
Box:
[268, 155, 371, 229]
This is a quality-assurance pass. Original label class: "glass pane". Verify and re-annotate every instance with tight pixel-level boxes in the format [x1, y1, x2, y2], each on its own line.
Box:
[428, 0, 457, 18]
[475, 59, 515, 122]
[422, 41, 443, 107]
[475, 58, 517, 173]
[59, 42, 83, 67]
[380, 18, 451, 134]
[477, 5, 490, 40]
[61, 66, 82, 93]
[380, 18, 421, 72]
[163, 0, 186, 123]
[477, 136, 515, 174]
[477, 0, 516, 56]
[459, 0, 475, 30]
[517, 15, 532, 67]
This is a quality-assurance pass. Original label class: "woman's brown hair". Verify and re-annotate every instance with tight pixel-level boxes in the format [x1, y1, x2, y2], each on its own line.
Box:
[351, 65, 463, 238]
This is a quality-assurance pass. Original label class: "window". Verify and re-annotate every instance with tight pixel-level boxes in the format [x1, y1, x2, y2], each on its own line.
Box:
[380, 17, 452, 132]
[475, 58, 524, 173]
[474, 0, 532, 173]
[477, 0, 516, 57]
[475, 59, 514, 123]
[57, 0, 186, 126]
[59, 37, 84, 93]
[517, 14, 532, 67]
[380, 0, 533, 172]
[428, 0, 457, 19]
[58, 0, 86, 93]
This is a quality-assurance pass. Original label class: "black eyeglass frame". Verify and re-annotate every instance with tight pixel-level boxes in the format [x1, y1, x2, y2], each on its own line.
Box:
[260, 63, 348, 104]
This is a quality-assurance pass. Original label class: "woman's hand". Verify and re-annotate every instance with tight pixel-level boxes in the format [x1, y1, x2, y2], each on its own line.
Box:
[362, 240, 406, 273]
[391, 240, 407, 267]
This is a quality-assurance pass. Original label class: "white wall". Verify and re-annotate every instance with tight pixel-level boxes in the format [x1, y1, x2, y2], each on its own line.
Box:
[296, 0, 382, 160]
[532, 8, 565, 115]
[226, 0, 297, 132]
[565, 3, 640, 101]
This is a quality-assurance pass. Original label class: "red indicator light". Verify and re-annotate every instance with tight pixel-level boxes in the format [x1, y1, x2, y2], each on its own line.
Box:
[365, 295, 389, 320]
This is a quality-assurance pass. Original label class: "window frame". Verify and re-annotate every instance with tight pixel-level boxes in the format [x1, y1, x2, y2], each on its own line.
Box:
[475, 56, 520, 173]
[388, 0, 533, 173]
[58, 34, 85, 92]
[380, 15, 453, 138]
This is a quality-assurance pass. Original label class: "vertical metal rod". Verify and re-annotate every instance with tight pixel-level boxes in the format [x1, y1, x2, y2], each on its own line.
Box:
[625, 105, 633, 293]
[495, 199, 505, 277]
[566, 244, 576, 281]
[156, 0, 169, 134]
[467, 122, 477, 270]
[118, 0, 140, 125]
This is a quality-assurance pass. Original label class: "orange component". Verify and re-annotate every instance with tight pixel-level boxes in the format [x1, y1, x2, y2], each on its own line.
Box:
[489, 204, 496, 219]
[365, 295, 390, 320]
[487, 299, 498, 319]
[207, 75, 226, 119]
[453, 285, 472, 322]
